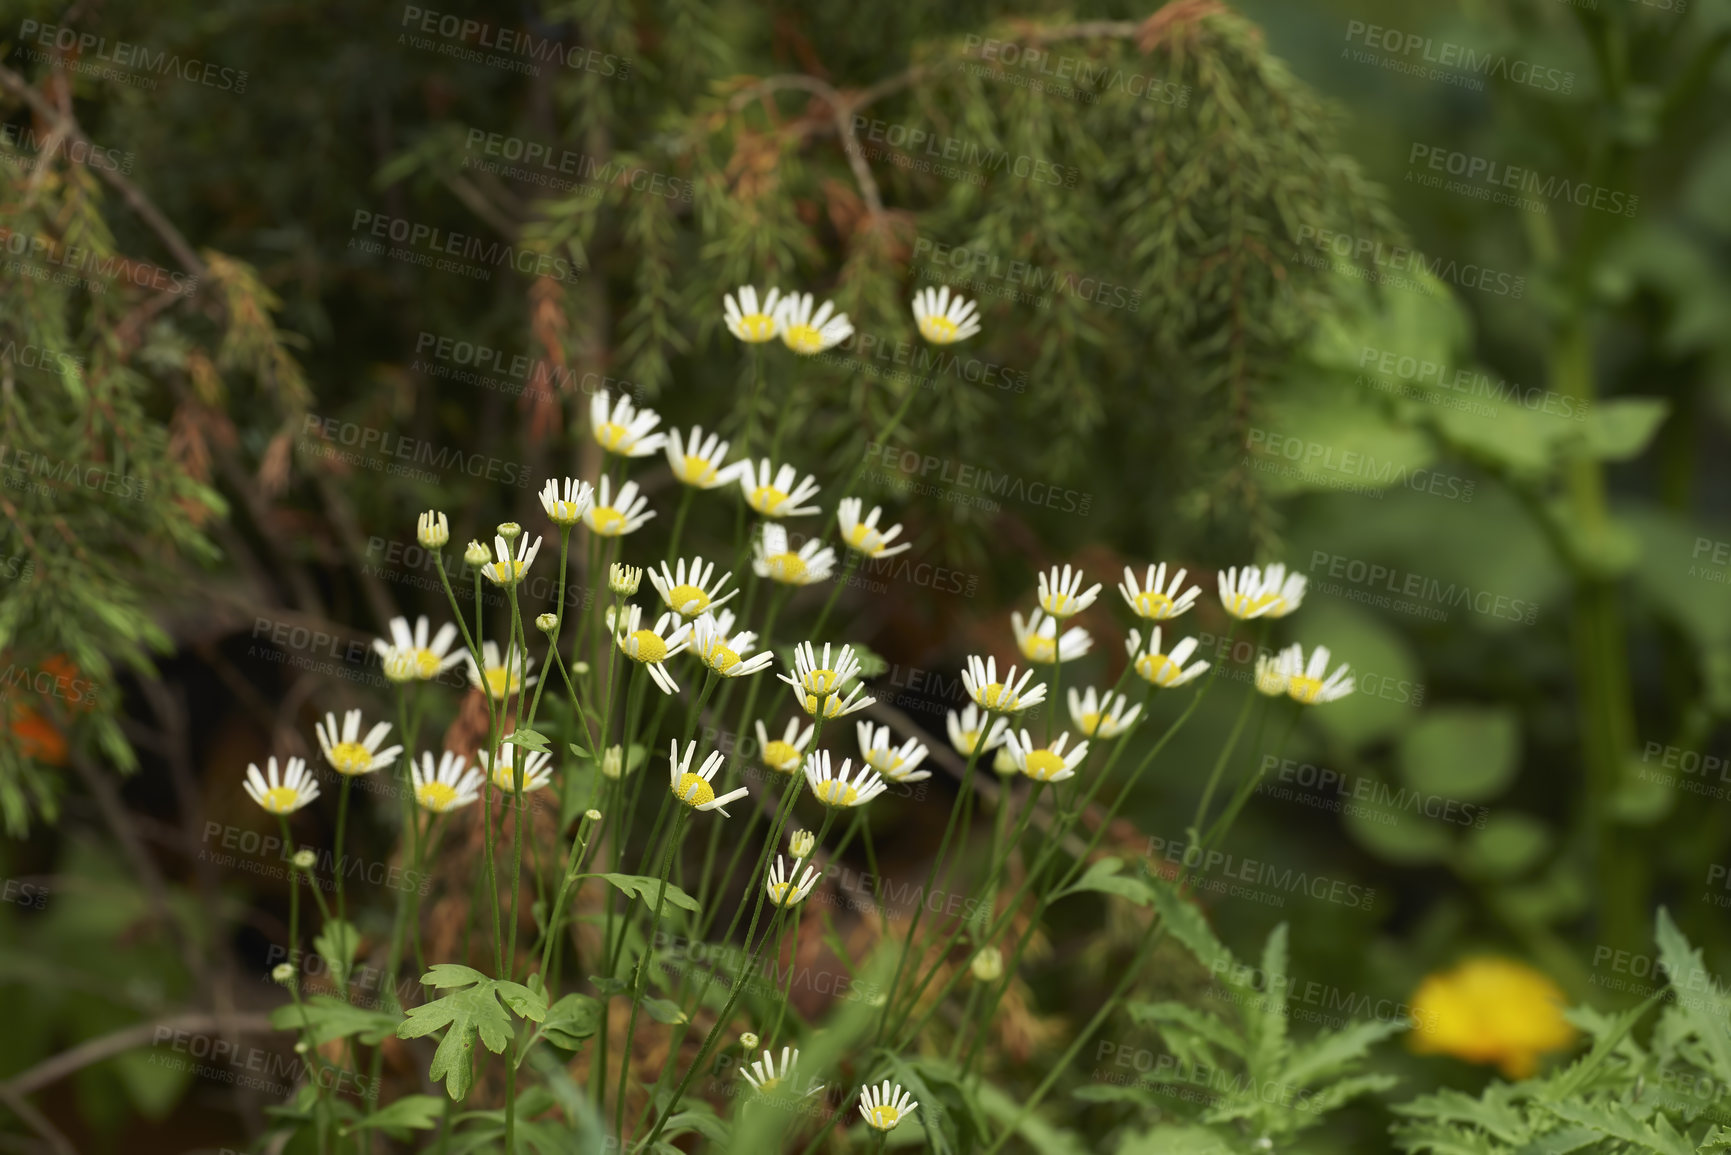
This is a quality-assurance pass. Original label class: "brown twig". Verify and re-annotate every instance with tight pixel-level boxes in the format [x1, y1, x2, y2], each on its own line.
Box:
[1, 1012, 278, 1098]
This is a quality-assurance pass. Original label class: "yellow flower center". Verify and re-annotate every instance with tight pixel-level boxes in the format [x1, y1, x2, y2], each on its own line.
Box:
[490, 765, 537, 792]
[674, 772, 715, 808]
[804, 694, 846, 718]
[813, 779, 860, 806]
[413, 648, 444, 678]
[1022, 749, 1068, 781]
[677, 454, 716, 485]
[666, 583, 709, 614]
[1256, 667, 1289, 695]
[749, 485, 791, 515]
[701, 640, 741, 672]
[1044, 592, 1070, 613]
[1136, 653, 1178, 685]
[737, 313, 776, 342]
[765, 552, 807, 583]
[547, 500, 583, 524]
[589, 507, 627, 535]
[784, 323, 824, 354]
[487, 560, 528, 584]
[261, 786, 301, 813]
[869, 1104, 902, 1129]
[918, 315, 959, 344]
[978, 682, 1013, 709]
[328, 741, 374, 775]
[956, 728, 982, 752]
[484, 666, 515, 698]
[383, 652, 417, 682]
[768, 882, 793, 906]
[1134, 590, 1175, 618]
[1226, 591, 1285, 619]
[1077, 712, 1102, 736]
[804, 669, 840, 694]
[627, 629, 668, 663]
[763, 740, 800, 771]
[595, 421, 632, 453]
[417, 781, 458, 811]
[866, 751, 905, 778]
[843, 523, 878, 553]
[1287, 675, 1325, 704]
[1021, 634, 1057, 663]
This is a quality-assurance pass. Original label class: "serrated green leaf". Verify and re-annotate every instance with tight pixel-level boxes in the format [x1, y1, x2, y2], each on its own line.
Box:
[539, 994, 603, 1048]
[397, 982, 517, 1099]
[270, 995, 400, 1047]
[1057, 856, 1153, 905]
[314, 919, 359, 985]
[341, 1094, 444, 1134]
[495, 980, 548, 1022]
[1653, 907, 1731, 1086]
[1147, 876, 1234, 977]
[506, 728, 551, 754]
[420, 963, 490, 989]
[601, 873, 701, 914]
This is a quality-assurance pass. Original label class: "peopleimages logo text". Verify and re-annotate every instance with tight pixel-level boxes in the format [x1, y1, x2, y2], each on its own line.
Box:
[18, 21, 250, 92]
[1407, 143, 1638, 217]
[399, 7, 630, 77]
[349, 210, 582, 283]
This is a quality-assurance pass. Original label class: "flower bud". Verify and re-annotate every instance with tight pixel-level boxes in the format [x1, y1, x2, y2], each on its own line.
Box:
[609, 563, 643, 596]
[292, 848, 316, 870]
[536, 612, 559, 634]
[584, 808, 603, 822]
[992, 746, 1019, 776]
[740, 1032, 760, 1050]
[601, 745, 626, 780]
[789, 830, 816, 859]
[272, 962, 296, 986]
[417, 510, 449, 548]
[464, 540, 490, 567]
[498, 521, 523, 541]
[971, 946, 1003, 983]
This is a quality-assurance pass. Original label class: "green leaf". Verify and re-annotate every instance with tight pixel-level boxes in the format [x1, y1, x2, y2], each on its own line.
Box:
[396, 982, 517, 1099]
[1544, 1100, 1695, 1155]
[341, 1094, 444, 1134]
[600, 873, 701, 914]
[1247, 923, 1290, 1076]
[1463, 812, 1551, 879]
[1147, 876, 1234, 976]
[640, 996, 688, 1025]
[1113, 1124, 1239, 1155]
[270, 995, 400, 1046]
[1280, 1019, 1405, 1088]
[539, 994, 603, 1048]
[495, 980, 548, 1022]
[1127, 1000, 1245, 1062]
[1398, 706, 1520, 802]
[506, 728, 552, 754]
[1056, 857, 1153, 906]
[1578, 397, 1670, 461]
[314, 919, 359, 985]
[1653, 907, 1731, 1086]
[420, 963, 491, 989]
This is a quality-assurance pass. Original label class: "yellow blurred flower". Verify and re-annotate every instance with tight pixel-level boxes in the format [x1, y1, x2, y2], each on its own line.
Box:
[1409, 957, 1576, 1078]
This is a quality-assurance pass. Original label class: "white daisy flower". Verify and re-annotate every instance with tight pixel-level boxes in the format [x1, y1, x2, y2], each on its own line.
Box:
[689, 613, 775, 678]
[961, 655, 1047, 713]
[1037, 564, 1101, 619]
[856, 722, 930, 783]
[616, 604, 693, 695]
[724, 285, 784, 344]
[765, 856, 822, 908]
[1067, 687, 1141, 739]
[539, 477, 596, 526]
[416, 510, 449, 548]
[412, 750, 483, 813]
[912, 285, 980, 345]
[741, 1045, 822, 1095]
[244, 756, 320, 814]
[1254, 652, 1289, 696]
[755, 718, 815, 775]
[609, 562, 643, 596]
[664, 425, 739, 490]
[1127, 627, 1210, 689]
[1280, 643, 1355, 705]
[739, 459, 822, 519]
[669, 739, 749, 816]
[753, 522, 836, 586]
[776, 292, 854, 354]
[946, 704, 1010, 756]
[1119, 563, 1202, 621]
[837, 498, 911, 559]
[803, 751, 888, 808]
[1004, 729, 1090, 783]
[464, 640, 537, 701]
[858, 1080, 919, 1131]
[1011, 607, 1093, 665]
[481, 532, 543, 588]
[790, 679, 874, 719]
[780, 641, 862, 698]
[478, 743, 555, 794]
[1218, 563, 1307, 620]
[373, 615, 464, 682]
[584, 476, 655, 538]
[590, 390, 666, 458]
[649, 556, 737, 619]
[789, 829, 816, 859]
[314, 710, 401, 776]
